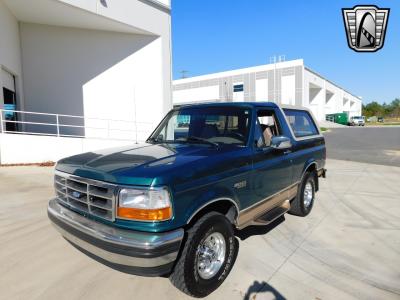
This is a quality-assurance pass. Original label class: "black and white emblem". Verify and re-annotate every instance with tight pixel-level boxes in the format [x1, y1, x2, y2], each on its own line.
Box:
[342, 5, 390, 52]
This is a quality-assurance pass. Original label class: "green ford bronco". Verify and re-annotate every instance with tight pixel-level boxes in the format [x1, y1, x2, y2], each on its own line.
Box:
[48, 102, 326, 297]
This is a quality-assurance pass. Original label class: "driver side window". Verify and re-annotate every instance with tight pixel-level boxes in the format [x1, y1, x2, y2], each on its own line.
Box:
[254, 120, 265, 148]
[255, 109, 281, 148]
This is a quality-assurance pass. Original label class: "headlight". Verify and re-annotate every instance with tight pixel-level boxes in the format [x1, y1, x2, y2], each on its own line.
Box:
[117, 188, 172, 221]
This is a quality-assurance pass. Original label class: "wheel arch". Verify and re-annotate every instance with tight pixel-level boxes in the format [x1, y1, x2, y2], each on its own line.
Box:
[302, 161, 319, 191]
[186, 198, 240, 227]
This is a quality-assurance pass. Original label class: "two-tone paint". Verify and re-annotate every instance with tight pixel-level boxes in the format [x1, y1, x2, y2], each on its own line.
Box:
[55, 102, 326, 234]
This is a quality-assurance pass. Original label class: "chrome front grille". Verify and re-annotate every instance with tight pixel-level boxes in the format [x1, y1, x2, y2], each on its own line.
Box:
[54, 171, 117, 221]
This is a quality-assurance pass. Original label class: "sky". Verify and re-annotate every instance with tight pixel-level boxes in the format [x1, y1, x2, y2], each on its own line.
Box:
[171, 0, 399, 104]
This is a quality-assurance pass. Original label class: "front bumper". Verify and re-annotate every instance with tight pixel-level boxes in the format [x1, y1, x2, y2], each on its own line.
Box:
[48, 199, 184, 276]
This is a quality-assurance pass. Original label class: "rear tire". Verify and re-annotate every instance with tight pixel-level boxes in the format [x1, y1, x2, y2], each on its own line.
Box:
[289, 171, 316, 217]
[169, 212, 238, 298]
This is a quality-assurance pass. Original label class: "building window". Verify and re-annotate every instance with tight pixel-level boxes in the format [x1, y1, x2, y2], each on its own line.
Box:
[233, 84, 244, 92]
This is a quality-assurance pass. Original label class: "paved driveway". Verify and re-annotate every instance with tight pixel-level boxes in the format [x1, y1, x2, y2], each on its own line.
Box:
[1, 160, 399, 300]
[324, 127, 400, 167]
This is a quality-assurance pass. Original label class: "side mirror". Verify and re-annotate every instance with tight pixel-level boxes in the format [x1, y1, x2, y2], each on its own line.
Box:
[270, 136, 292, 150]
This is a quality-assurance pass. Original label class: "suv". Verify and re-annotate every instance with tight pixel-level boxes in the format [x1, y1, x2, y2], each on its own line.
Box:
[349, 116, 365, 126]
[48, 102, 326, 297]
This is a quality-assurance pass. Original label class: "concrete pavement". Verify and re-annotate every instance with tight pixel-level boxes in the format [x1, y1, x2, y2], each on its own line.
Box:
[0, 160, 399, 300]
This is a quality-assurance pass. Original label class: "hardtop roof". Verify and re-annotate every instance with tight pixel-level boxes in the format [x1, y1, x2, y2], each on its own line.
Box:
[174, 102, 280, 110]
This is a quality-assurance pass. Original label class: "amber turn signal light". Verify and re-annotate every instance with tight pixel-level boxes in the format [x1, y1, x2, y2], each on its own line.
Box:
[117, 207, 172, 221]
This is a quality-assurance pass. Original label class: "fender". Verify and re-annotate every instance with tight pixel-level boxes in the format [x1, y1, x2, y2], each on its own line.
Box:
[302, 160, 318, 177]
[186, 197, 240, 225]
[300, 160, 319, 191]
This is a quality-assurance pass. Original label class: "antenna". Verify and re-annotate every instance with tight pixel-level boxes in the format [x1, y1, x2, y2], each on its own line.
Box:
[268, 55, 286, 103]
[269, 54, 286, 64]
[269, 55, 278, 102]
[179, 70, 189, 79]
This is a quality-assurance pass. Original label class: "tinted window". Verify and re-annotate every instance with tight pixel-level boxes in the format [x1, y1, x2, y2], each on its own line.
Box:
[205, 115, 241, 134]
[150, 107, 251, 145]
[283, 109, 318, 137]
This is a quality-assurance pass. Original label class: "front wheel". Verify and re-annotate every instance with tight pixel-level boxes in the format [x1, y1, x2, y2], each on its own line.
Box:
[289, 171, 316, 217]
[169, 212, 238, 298]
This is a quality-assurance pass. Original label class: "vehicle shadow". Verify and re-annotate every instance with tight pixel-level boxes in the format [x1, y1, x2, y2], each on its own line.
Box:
[235, 216, 285, 241]
[244, 280, 286, 300]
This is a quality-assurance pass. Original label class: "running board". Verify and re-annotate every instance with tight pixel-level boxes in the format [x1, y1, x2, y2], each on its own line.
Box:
[251, 200, 290, 226]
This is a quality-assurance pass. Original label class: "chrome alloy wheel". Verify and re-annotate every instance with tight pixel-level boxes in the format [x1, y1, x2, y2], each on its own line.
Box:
[196, 232, 226, 280]
[304, 181, 314, 208]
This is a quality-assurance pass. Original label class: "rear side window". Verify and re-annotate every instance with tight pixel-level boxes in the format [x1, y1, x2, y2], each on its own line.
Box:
[283, 109, 319, 138]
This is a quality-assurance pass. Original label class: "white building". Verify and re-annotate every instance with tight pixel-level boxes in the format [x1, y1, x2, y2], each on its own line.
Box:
[0, 0, 171, 164]
[173, 59, 362, 122]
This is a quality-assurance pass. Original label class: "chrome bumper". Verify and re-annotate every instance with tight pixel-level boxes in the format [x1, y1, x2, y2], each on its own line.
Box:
[48, 199, 184, 276]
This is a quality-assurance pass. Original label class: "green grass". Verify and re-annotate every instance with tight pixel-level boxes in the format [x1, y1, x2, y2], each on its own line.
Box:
[382, 122, 400, 126]
[320, 127, 328, 132]
[366, 122, 400, 126]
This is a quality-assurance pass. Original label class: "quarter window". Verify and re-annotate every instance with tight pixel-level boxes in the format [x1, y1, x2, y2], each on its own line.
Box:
[283, 109, 319, 138]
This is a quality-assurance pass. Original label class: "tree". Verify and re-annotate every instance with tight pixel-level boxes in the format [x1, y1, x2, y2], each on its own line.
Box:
[362, 98, 400, 118]
[363, 101, 384, 117]
[388, 98, 400, 118]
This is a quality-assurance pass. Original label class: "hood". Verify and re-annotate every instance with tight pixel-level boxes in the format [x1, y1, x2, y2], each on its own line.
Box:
[56, 143, 242, 186]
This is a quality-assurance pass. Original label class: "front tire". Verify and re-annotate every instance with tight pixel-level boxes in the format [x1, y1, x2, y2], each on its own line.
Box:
[169, 212, 238, 298]
[289, 171, 316, 217]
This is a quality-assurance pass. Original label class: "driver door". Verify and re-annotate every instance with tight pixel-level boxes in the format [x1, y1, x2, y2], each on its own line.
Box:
[248, 108, 293, 208]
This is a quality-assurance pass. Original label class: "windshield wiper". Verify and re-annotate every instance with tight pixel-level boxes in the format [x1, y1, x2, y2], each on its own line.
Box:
[184, 136, 219, 147]
[147, 137, 169, 144]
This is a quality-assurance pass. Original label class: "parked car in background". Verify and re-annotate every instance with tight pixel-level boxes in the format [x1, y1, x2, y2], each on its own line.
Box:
[378, 117, 384, 123]
[348, 116, 365, 126]
[48, 102, 327, 297]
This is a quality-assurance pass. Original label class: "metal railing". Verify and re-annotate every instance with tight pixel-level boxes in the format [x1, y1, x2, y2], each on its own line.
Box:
[0, 109, 154, 143]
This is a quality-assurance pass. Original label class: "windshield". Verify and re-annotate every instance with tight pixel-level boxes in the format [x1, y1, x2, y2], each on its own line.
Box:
[148, 106, 251, 146]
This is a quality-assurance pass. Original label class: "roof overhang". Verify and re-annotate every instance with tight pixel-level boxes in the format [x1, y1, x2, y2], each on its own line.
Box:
[309, 82, 322, 90]
[3, 0, 154, 35]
